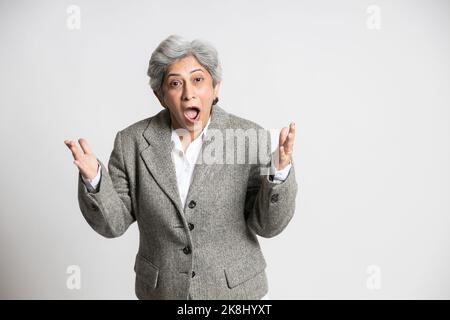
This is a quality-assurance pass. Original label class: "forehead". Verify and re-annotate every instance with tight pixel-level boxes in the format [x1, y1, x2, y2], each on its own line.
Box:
[166, 55, 205, 74]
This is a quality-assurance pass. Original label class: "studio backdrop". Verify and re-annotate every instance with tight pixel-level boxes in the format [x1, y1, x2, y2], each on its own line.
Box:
[0, 0, 449, 299]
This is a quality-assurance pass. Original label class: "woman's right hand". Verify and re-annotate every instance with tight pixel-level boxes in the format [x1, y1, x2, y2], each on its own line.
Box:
[64, 138, 99, 180]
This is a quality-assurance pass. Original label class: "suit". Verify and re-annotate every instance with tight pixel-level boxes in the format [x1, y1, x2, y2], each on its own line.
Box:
[77, 104, 298, 299]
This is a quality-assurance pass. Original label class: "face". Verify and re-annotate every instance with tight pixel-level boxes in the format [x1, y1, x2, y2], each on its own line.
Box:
[155, 54, 220, 137]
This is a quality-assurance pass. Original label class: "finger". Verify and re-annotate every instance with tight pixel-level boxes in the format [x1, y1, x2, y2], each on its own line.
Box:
[78, 138, 93, 155]
[283, 123, 296, 153]
[65, 140, 84, 161]
[64, 140, 76, 157]
[278, 146, 291, 169]
[278, 127, 288, 147]
[64, 140, 73, 152]
[289, 122, 296, 135]
[280, 144, 292, 157]
[73, 159, 82, 170]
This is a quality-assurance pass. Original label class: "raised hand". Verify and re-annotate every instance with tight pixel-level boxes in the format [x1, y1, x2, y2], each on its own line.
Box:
[64, 138, 99, 180]
[275, 122, 296, 170]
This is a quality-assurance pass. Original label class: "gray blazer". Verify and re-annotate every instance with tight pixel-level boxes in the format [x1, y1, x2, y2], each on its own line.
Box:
[77, 104, 298, 300]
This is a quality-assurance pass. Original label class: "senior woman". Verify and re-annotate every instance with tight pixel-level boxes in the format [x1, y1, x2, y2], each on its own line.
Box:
[64, 34, 298, 300]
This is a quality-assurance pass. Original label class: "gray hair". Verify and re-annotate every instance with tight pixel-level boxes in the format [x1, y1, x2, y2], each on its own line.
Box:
[147, 34, 222, 99]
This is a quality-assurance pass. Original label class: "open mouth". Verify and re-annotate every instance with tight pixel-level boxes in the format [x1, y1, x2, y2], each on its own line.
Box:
[184, 107, 200, 123]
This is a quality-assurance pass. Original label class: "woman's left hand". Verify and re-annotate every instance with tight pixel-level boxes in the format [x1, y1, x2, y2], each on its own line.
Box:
[275, 122, 296, 170]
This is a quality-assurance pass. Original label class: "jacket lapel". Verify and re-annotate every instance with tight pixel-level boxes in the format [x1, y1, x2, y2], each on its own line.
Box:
[140, 104, 230, 216]
[183, 105, 229, 211]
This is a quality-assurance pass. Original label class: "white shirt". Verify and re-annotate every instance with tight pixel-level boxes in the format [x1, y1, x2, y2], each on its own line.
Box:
[82, 115, 292, 300]
[170, 117, 211, 209]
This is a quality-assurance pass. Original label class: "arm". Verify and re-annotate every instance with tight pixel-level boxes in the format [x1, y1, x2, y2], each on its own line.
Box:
[77, 131, 136, 238]
[244, 129, 298, 238]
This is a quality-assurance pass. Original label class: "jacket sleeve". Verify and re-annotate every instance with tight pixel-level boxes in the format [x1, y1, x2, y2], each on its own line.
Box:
[77, 130, 136, 238]
[244, 129, 298, 238]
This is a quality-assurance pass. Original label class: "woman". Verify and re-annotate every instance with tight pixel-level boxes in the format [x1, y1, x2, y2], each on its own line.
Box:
[64, 35, 298, 300]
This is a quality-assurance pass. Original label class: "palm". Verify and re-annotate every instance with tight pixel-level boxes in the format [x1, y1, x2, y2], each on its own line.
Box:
[275, 122, 296, 170]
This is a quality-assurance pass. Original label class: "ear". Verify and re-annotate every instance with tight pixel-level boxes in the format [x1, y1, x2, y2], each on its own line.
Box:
[213, 81, 221, 97]
[153, 90, 166, 109]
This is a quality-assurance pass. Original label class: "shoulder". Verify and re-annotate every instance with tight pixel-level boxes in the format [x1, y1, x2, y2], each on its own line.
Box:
[117, 108, 166, 138]
[223, 107, 265, 131]
[119, 117, 152, 137]
[113, 109, 166, 151]
[221, 107, 273, 165]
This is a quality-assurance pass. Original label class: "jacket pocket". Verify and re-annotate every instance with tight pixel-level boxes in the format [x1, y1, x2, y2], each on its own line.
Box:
[224, 252, 267, 289]
[134, 254, 159, 289]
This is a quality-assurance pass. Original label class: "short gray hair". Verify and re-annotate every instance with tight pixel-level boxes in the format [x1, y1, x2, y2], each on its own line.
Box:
[147, 34, 222, 99]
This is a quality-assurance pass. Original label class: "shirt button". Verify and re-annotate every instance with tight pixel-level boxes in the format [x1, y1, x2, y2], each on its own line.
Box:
[191, 271, 196, 278]
[183, 246, 191, 255]
[188, 200, 196, 209]
[270, 193, 279, 203]
[188, 223, 194, 231]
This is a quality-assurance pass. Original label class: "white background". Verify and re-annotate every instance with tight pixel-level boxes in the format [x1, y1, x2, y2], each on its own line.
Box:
[0, 0, 449, 299]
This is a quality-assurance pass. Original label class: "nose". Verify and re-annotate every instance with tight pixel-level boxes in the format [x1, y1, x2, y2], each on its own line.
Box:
[182, 82, 195, 101]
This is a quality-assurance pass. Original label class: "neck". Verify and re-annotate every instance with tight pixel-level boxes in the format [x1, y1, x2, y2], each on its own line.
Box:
[171, 120, 210, 152]
[170, 110, 212, 142]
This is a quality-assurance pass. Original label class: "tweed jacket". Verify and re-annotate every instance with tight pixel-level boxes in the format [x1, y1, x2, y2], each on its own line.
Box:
[77, 104, 298, 299]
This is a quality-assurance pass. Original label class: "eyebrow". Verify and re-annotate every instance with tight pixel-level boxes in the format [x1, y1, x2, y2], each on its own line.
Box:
[166, 68, 204, 78]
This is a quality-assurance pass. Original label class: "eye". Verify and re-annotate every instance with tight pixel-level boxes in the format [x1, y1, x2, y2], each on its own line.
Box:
[194, 77, 204, 82]
[170, 80, 181, 87]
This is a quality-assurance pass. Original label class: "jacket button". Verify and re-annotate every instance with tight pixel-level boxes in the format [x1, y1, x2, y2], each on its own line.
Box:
[183, 246, 191, 254]
[188, 223, 194, 231]
[270, 193, 279, 203]
[188, 200, 196, 209]
[192, 271, 195, 278]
